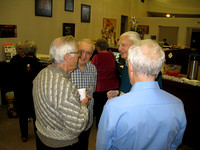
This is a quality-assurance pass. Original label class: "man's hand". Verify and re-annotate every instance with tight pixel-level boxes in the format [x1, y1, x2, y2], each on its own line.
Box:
[80, 92, 91, 106]
[107, 90, 119, 99]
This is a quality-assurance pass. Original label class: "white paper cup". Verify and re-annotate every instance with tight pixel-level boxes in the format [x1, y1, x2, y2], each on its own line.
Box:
[78, 88, 86, 101]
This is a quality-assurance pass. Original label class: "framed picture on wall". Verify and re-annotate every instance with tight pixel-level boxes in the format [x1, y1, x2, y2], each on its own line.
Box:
[35, 0, 52, 17]
[65, 0, 74, 12]
[63, 23, 75, 37]
[81, 4, 91, 23]
[102, 18, 116, 40]
[0, 25, 17, 38]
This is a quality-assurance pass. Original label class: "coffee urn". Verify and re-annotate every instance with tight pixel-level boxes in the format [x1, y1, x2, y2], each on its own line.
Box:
[187, 53, 200, 80]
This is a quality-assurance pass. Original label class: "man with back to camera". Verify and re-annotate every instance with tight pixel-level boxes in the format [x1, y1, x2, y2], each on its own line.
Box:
[96, 39, 187, 150]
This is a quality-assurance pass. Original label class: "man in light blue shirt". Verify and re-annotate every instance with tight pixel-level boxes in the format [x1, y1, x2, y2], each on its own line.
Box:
[96, 39, 187, 150]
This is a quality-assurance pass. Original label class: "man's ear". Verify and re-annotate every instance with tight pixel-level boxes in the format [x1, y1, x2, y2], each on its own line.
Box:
[128, 60, 135, 85]
[128, 61, 134, 73]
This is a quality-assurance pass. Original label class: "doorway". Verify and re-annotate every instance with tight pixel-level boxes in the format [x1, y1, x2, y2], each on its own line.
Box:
[121, 15, 128, 35]
[190, 28, 200, 52]
[159, 26, 178, 46]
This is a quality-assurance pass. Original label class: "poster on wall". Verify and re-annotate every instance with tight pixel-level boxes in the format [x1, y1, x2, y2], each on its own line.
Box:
[3, 43, 16, 62]
[63, 23, 75, 37]
[35, 0, 52, 17]
[65, 0, 74, 12]
[81, 4, 91, 23]
[0, 25, 17, 38]
[102, 18, 116, 45]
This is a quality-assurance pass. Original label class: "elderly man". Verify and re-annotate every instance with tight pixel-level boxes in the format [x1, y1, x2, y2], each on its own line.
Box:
[107, 31, 163, 99]
[96, 39, 187, 150]
[33, 36, 90, 150]
[71, 39, 97, 150]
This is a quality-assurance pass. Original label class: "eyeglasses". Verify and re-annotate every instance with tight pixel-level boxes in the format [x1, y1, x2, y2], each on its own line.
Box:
[79, 50, 93, 56]
[69, 51, 82, 56]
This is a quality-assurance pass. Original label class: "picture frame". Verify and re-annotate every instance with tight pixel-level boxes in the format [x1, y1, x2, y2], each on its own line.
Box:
[102, 18, 116, 40]
[35, 0, 52, 17]
[65, 0, 74, 12]
[63, 23, 75, 37]
[0, 25, 17, 38]
[81, 4, 91, 23]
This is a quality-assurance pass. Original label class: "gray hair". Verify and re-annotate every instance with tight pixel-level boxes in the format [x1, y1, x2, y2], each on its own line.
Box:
[95, 38, 109, 50]
[49, 36, 76, 64]
[22, 40, 37, 56]
[120, 31, 141, 44]
[78, 39, 95, 51]
[128, 39, 165, 78]
[15, 41, 25, 51]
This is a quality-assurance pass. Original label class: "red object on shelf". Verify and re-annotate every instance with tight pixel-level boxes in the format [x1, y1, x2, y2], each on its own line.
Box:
[166, 71, 182, 77]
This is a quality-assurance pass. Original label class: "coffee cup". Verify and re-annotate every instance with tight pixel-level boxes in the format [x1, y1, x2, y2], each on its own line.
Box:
[78, 88, 86, 101]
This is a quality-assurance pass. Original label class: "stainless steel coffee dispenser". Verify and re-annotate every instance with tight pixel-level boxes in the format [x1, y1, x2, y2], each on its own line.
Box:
[187, 54, 200, 80]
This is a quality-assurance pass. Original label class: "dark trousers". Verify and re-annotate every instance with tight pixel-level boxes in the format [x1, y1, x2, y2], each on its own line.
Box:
[18, 110, 36, 137]
[93, 91, 109, 128]
[74, 128, 91, 150]
[36, 134, 77, 150]
[15, 91, 36, 138]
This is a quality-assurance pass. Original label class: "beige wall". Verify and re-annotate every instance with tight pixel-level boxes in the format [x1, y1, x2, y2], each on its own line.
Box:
[137, 17, 200, 47]
[148, 0, 200, 14]
[0, 0, 147, 60]
[0, 0, 200, 61]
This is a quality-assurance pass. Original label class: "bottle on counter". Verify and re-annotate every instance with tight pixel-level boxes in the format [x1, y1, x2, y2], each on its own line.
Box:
[187, 51, 200, 80]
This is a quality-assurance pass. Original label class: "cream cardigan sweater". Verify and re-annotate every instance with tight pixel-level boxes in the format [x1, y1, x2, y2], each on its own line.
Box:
[33, 64, 89, 148]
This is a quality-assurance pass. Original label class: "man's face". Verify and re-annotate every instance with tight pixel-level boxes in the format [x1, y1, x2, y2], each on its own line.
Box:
[78, 41, 93, 65]
[118, 36, 133, 60]
[17, 46, 26, 58]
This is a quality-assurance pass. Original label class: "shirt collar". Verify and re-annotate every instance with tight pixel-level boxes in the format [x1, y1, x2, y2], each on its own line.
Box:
[78, 62, 89, 72]
[131, 81, 160, 91]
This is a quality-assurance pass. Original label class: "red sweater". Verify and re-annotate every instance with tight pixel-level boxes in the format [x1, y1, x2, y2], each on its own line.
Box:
[92, 51, 119, 92]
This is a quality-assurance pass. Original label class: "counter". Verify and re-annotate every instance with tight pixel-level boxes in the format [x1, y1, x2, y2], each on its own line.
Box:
[162, 75, 200, 149]
[164, 49, 191, 74]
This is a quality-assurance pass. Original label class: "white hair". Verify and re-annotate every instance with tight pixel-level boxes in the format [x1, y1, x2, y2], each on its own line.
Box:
[78, 39, 95, 51]
[120, 31, 141, 44]
[22, 40, 37, 55]
[49, 36, 76, 64]
[128, 39, 165, 77]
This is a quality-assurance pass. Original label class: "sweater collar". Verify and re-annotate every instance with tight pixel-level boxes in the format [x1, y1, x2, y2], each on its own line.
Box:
[50, 63, 70, 78]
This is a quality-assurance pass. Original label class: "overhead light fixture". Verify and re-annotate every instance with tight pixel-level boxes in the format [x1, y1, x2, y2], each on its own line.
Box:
[166, 14, 171, 17]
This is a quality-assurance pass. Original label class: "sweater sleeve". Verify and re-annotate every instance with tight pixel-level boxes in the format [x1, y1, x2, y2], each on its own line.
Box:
[59, 81, 89, 136]
[56, 76, 89, 137]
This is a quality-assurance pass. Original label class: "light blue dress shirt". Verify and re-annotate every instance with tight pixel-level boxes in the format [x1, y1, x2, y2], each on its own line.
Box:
[96, 81, 186, 150]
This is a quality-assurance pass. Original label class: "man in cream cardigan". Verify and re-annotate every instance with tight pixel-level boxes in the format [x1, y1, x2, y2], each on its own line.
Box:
[33, 36, 90, 150]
